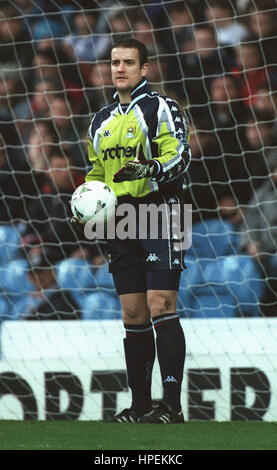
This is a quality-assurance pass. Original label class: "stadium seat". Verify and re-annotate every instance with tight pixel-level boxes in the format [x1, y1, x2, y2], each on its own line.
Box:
[186, 219, 239, 259]
[0, 259, 35, 320]
[82, 291, 121, 320]
[0, 258, 34, 297]
[32, 18, 68, 40]
[178, 254, 264, 318]
[178, 256, 237, 318]
[56, 258, 97, 307]
[190, 293, 237, 318]
[0, 225, 22, 264]
[202, 255, 264, 317]
[8, 295, 40, 321]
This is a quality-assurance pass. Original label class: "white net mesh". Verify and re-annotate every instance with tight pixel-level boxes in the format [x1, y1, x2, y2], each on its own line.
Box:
[0, 0, 277, 421]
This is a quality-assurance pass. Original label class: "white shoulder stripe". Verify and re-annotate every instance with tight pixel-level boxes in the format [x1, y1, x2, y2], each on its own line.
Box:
[92, 107, 118, 153]
[157, 96, 176, 135]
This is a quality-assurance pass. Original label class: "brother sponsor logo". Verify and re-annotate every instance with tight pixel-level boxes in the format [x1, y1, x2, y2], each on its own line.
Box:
[102, 145, 136, 160]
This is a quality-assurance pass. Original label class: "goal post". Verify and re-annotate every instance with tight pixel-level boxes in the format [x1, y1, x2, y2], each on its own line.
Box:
[0, 0, 277, 421]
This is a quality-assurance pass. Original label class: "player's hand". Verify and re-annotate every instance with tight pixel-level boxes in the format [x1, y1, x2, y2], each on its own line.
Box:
[113, 143, 158, 183]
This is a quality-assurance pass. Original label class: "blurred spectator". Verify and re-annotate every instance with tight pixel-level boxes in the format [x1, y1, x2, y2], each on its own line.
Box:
[254, 78, 277, 115]
[131, 0, 168, 27]
[20, 150, 93, 263]
[31, 49, 83, 109]
[253, 78, 277, 136]
[165, 1, 199, 53]
[21, 247, 81, 321]
[0, 63, 26, 129]
[108, 8, 132, 44]
[133, 13, 162, 57]
[231, 39, 271, 108]
[245, 0, 277, 72]
[26, 120, 59, 170]
[0, 127, 29, 222]
[187, 116, 251, 221]
[242, 110, 277, 191]
[187, 121, 222, 221]
[13, 78, 62, 134]
[218, 194, 245, 228]
[239, 160, 277, 315]
[0, 2, 33, 67]
[47, 96, 85, 168]
[80, 61, 113, 117]
[146, 58, 167, 95]
[21, 120, 61, 205]
[164, 0, 198, 104]
[32, 49, 60, 83]
[13, 0, 73, 42]
[88, 4, 133, 61]
[13, 0, 45, 17]
[94, 0, 130, 33]
[204, 74, 248, 155]
[62, 9, 110, 64]
[177, 24, 236, 108]
[205, 0, 249, 48]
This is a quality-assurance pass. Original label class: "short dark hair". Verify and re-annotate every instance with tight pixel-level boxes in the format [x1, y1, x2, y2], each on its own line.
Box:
[111, 38, 148, 67]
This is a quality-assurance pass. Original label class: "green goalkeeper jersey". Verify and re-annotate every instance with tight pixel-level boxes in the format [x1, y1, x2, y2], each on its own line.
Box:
[86, 79, 191, 198]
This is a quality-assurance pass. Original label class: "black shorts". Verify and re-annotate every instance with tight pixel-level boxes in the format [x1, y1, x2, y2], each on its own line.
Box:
[107, 191, 187, 292]
[113, 265, 181, 295]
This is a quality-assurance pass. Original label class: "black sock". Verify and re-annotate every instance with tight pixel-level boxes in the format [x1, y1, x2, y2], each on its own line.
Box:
[123, 322, 155, 414]
[153, 313, 186, 413]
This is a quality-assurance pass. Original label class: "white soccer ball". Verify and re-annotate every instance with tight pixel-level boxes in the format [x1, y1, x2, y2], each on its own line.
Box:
[70, 181, 117, 225]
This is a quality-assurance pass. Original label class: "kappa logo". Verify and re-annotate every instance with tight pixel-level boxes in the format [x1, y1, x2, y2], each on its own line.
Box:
[163, 376, 178, 383]
[146, 253, 161, 262]
[103, 129, 112, 137]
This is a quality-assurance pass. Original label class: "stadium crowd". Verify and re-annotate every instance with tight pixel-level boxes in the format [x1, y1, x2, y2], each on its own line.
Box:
[0, 0, 277, 320]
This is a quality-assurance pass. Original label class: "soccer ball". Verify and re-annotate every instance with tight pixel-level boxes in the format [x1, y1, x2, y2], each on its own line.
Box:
[70, 181, 117, 225]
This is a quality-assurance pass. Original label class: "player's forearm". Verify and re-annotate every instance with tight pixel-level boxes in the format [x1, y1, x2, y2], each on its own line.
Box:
[152, 154, 189, 183]
[152, 142, 191, 183]
[113, 141, 190, 184]
[152, 125, 191, 181]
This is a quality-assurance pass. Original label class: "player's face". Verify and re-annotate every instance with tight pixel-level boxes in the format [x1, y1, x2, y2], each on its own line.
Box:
[49, 156, 72, 189]
[111, 47, 147, 94]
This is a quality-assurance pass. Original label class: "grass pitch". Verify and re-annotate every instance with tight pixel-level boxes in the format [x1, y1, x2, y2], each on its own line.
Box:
[0, 421, 276, 451]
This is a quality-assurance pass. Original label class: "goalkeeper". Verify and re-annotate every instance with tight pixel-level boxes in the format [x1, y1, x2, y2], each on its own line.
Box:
[85, 38, 191, 423]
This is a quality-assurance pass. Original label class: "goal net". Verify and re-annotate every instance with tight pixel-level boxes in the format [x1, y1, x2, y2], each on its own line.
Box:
[0, 0, 276, 422]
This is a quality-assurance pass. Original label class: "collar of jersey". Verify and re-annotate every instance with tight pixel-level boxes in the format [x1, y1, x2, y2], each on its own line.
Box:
[112, 78, 151, 114]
